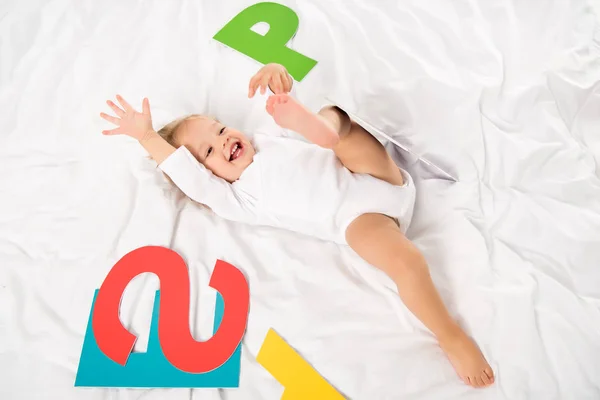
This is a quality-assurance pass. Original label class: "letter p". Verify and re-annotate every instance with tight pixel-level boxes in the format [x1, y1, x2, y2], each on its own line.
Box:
[213, 2, 317, 81]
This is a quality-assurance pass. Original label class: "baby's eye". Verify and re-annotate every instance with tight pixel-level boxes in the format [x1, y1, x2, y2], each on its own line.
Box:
[207, 147, 213, 157]
[219, 127, 226, 135]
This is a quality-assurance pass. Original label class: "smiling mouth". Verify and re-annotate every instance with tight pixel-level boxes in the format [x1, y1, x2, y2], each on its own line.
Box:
[229, 141, 243, 161]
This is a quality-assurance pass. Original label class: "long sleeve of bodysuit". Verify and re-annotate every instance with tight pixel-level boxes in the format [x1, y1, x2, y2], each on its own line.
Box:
[158, 146, 257, 224]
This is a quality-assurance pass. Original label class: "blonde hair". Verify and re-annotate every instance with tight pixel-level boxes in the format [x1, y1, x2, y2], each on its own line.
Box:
[157, 113, 206, 147]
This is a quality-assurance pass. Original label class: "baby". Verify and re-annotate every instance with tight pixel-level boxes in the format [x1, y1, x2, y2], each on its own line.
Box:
[100, 63, 494, 388]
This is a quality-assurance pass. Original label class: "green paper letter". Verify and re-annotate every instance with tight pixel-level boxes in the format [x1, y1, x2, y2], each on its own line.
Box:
[213, 2, 317, 81]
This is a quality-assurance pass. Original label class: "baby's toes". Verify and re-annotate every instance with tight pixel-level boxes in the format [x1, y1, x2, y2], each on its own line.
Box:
[266, 96, 277, 115]
[484, 367, 495, 383]
[266, 103, 274, 116]
[274, 93, 290, 104]
[478, 376, 488, 387]
[481, 371, 492, 386]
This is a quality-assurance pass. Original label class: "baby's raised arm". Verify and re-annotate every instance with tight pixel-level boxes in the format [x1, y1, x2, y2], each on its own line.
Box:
[100, 95, 175, 164]
[100, 95, 256, 224]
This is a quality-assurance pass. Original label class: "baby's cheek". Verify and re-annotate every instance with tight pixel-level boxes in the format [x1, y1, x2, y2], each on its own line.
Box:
[203, 160, 219, 175]
[213, 161, 233, 179]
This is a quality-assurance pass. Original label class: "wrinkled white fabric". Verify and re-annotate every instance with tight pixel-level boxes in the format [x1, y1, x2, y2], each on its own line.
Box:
[1, 0, 600, 399]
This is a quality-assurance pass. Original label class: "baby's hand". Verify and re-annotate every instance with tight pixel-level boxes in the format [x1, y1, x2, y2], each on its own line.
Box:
[100, 95, 153, 141]
[248, 63, 293, 98]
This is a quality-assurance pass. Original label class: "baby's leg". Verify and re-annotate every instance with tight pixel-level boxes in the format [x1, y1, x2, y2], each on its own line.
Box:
[267, 95, 403, 186]
[319, 106, 404, 186]
[346, 213, 495, 388]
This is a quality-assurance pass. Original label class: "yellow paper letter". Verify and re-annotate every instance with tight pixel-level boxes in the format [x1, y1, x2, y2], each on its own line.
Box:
[257, 329, 345, 399]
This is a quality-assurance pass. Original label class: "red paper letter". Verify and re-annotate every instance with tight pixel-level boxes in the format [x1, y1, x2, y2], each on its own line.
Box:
[91, 246, 249, 373]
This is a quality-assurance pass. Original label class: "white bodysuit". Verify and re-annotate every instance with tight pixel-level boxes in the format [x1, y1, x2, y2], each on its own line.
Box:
[158, 127, 416, 245]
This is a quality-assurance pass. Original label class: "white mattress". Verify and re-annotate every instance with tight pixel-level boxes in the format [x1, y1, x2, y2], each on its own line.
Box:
[1, 0, 600, 399]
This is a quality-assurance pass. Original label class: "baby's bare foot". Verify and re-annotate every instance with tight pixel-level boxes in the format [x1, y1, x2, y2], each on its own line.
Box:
[266, 94, 339, 148]
[439, 331, 495, 388]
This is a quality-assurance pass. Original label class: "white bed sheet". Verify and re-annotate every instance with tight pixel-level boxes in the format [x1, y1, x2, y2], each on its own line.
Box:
[1, 0, 599, 399]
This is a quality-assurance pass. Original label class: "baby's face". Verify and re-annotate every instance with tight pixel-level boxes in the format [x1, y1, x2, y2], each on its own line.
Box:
[175, 117, 255, 182]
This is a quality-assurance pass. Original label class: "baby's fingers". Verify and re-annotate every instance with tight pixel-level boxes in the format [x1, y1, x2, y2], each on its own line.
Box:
[248, 73, 262, 98]
[142, 97, 152, 118]
[259, 74, 270, 95]
[100, 112, 120, 126]
[283, 71, 293, 92]
[116, 94, 134, 113]
[107, 100, 125, 117]
[102, 127, 121, 135]
[271, 74, 283, 94]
